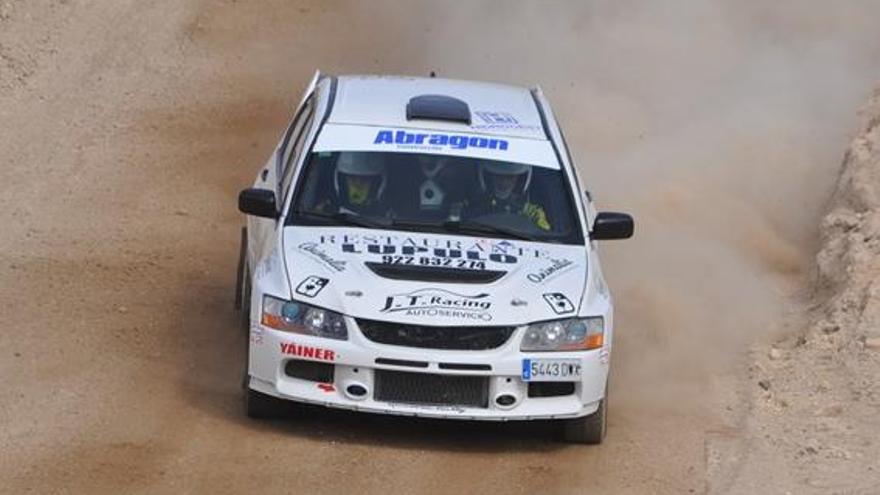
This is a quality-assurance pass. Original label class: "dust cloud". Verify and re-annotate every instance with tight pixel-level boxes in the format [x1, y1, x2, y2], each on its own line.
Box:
[315, 0, 880, 412]
[137, 0, 880, 419]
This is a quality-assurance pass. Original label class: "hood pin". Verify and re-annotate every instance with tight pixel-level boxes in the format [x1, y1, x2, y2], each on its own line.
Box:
[345, 290, 363, 297]
[511, 298, 527, 307]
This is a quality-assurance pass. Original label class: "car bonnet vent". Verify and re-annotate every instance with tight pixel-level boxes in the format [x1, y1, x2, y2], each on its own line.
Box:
[406, 95, 471, 125]
[365, 262, 505, 284]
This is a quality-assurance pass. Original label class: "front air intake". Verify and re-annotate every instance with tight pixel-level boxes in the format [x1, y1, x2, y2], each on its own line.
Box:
[528, 382, 576, 398]
[360, 320, 515, 350]
[364, 262, 506, 284]
[284, 359, 334, 383]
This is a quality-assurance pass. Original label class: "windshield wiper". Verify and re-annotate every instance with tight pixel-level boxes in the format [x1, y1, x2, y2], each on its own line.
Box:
[294, 210, 391, 229]
[443, 219, 541, 242]
[388, 218, 444, 230]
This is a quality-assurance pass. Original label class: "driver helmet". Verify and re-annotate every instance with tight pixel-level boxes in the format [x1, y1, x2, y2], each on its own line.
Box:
[334, 153, 387, 207]
[479, 161, 532, 201]
[417, 154, 447, 179]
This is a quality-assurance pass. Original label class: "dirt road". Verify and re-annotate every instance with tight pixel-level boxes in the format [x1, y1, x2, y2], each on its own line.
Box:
[1, 1, 877, 493]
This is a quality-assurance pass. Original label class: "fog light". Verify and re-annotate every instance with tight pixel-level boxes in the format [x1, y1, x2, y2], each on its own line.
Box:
[344, 382, 369, 400]
[495, 394, 517, 408]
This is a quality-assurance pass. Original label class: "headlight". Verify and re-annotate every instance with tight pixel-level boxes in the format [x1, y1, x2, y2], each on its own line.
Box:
[520, 317, 604, 351]
[261, 295, 348, 340]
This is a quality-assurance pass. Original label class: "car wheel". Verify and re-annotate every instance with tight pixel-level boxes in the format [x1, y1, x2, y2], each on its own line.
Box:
[561, 396, 607, 444]
[245, 387, 287, 419]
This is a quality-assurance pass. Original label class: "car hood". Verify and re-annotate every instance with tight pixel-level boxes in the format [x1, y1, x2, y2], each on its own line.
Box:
[282, 227, 588, 327]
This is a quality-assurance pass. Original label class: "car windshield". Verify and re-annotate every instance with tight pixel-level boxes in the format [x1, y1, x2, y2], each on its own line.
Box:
[288, 151, 583, 244]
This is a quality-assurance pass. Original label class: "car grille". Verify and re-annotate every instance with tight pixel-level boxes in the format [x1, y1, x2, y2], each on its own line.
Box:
[357, 319, 515, 350]
[374, 369, 489, 408]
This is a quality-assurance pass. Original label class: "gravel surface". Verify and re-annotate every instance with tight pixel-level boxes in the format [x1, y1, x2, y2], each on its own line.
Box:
[1, 2, 877, 493]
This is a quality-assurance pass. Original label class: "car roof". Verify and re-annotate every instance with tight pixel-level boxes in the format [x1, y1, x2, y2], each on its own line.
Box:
[326, 75, 548, 141]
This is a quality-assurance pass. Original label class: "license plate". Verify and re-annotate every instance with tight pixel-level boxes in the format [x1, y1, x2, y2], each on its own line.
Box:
[521, 358, 582, 382]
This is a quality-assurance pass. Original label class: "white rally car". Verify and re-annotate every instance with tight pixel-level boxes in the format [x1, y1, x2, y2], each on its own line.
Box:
[235, 72, 633, 444]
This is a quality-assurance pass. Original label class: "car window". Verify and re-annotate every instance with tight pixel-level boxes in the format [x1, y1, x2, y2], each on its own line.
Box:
[278, 96, 316, 195]
[287, 151, 584, 245]
[556, 127, 591, 230]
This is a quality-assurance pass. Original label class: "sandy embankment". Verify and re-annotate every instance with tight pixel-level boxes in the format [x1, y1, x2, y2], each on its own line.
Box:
[714, 89, 880, 494]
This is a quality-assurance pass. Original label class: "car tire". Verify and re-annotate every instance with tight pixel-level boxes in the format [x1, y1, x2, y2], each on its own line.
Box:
[245, 387, 286, 419]
[561, 396, 607, 445]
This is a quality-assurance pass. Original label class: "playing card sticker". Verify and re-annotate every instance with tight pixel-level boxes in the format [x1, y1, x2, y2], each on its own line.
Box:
[543, 292, 575, 315]
[296, 276, 329, 298]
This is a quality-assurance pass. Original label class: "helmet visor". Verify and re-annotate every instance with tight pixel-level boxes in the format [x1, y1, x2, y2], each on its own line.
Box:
[343, 174, 380, 205]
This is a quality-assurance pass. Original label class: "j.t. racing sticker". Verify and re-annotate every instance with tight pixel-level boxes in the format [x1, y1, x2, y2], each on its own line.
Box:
[295, 276, 329, 298]
[381, 288, 493, 321]
[543, 292, 575, 315]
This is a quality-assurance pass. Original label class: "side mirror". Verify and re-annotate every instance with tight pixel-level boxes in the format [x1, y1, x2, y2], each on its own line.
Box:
[591, 212, 634, 240]
[238, 188, 278, 219]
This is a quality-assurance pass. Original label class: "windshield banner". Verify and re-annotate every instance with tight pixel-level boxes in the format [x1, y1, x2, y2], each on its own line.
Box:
[313, 124, 561, 170]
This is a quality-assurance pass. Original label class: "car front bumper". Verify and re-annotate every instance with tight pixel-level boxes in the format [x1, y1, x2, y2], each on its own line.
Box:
[247, 319, 609, 421]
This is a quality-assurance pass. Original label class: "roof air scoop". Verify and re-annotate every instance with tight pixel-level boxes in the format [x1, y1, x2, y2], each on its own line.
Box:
[406, 94, 471, 125]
